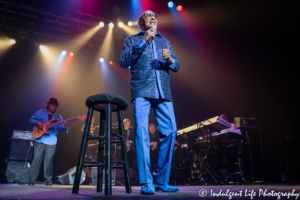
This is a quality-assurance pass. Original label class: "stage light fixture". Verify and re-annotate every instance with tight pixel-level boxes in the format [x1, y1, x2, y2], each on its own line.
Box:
[176, 5, 182, 11]
[69, 52, 74, 57]
[109, 61, 113, 65]
[99, 58, 104, 62]
[168, 1, 174, 8]
[128, 21, 132, 26]
[9, 39, 16, 44]
[39, 45, 47, 52]
[109, 22, 114, 28]
[62, 51, 67, 55]
[118, 22, 124, 28]
[99, 22, 104, 27]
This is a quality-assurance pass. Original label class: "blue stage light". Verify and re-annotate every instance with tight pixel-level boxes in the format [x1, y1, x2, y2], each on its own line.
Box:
[168, 1, 174, 8]
[99, 58, 104, 62]
[62, 51, 67, 55]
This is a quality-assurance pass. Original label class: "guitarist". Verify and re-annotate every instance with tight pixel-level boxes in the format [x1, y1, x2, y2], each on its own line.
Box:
[28, 98, 69, 186]
[149, 123, 159, 170]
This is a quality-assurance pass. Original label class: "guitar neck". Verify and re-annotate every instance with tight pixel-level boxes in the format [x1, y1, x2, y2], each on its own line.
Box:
[46, 117, 79, 129]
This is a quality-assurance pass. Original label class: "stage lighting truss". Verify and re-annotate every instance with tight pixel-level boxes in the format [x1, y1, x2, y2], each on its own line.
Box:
[0, 0, 127, 58]
[203, 0, 220, 11]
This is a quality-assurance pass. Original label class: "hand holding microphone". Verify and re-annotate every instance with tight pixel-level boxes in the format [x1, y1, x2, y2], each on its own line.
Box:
[142, 26, 173, 63]
[143, 25, 157, 44]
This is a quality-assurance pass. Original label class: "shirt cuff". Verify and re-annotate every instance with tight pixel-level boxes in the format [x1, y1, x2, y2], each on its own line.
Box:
[65, 125, 70, 132]
[136, 39, 146, 49]
[168, 59, 176, 70]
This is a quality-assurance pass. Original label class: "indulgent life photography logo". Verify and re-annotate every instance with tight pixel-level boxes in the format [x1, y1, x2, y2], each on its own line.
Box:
[198, 188, 299, 199]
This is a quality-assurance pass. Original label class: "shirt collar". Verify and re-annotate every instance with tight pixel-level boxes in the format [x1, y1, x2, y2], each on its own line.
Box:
[45, 109, 56, 115]
[135, 31, 162, 38]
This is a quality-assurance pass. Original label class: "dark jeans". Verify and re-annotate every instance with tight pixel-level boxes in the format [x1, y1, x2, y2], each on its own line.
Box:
[29, 142, 56, 182]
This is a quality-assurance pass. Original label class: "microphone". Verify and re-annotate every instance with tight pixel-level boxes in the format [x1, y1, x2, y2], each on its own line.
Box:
[149, 25, 157, 44]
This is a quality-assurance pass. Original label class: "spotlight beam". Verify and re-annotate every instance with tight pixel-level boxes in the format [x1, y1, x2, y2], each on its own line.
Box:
[97, 28, 113, 61]
[67, 25, 101, 54]
[122, 25, 140, 36]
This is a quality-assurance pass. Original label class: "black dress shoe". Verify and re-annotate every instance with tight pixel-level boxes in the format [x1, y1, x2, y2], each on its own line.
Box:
[28, 182, 35, 186]
[45, 181, 52, 186]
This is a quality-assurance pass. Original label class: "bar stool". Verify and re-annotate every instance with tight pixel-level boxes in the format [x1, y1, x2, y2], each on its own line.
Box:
[72, 93, 131, 195]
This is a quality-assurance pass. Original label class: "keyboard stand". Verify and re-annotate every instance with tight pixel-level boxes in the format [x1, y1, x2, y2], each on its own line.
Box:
[201, 127, 224, 185]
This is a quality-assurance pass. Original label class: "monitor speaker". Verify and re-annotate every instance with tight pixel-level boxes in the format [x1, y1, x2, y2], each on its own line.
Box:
[7, 139, 34, 161]
[57, 167, 86, 185]
[5, 160, 31, 183]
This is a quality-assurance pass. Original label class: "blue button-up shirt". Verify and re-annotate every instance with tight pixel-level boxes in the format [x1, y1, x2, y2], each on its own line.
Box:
[29, 109, 68, 145]
[119, 32, 180, 102]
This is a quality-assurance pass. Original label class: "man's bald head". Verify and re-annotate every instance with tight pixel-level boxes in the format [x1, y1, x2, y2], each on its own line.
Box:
[138, 10, 157, 31]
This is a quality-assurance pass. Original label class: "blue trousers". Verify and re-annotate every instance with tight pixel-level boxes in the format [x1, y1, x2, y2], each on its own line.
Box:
[133, 97, 177, 184]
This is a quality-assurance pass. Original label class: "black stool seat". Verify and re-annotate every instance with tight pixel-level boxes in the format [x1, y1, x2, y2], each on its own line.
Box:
[72, 93, 131, 196]
[86, 93, 128, 111]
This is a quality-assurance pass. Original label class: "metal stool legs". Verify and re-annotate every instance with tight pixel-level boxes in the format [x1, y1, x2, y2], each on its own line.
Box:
[117, 110, 131, 193]
[97, 111, 105, 192]
[72, 103, 131, 195]
[72, 107, 94, 194]
[104, 103, 112, 195]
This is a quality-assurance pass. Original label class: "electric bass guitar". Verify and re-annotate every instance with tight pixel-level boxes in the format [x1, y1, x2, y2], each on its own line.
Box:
[151, 142, 158, 151]
[32, 115, 86, 139]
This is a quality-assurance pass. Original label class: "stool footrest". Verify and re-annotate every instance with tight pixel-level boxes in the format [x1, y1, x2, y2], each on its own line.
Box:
[112, 165, 125, 169]
[87, 136, 105, 140]
[84, 161, 96, 164]
[112, 159, 126, 164]
[232, 172, 244, 175]
[82, 162, 105, 167]
[112, 133, 123, 138]
[103, 140, 120, 144]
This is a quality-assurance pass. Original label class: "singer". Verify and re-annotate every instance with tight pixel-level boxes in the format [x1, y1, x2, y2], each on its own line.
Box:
[119, 10, 180, 195]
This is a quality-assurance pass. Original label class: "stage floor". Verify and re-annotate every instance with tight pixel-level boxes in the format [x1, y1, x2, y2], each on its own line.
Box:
[0, 183, 299, 199]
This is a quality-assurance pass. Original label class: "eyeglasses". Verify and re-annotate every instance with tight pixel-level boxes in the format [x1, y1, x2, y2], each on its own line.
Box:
[142, 12, 158, 19]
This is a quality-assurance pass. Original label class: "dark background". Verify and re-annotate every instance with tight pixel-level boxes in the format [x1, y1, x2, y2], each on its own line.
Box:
[0, 0, 298, 183]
